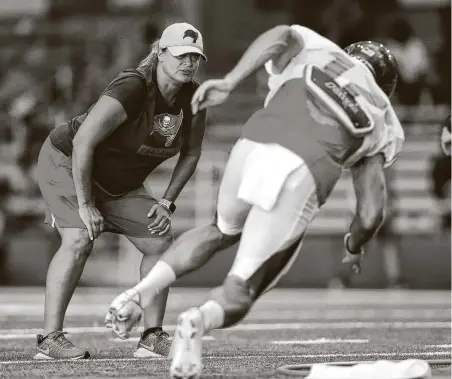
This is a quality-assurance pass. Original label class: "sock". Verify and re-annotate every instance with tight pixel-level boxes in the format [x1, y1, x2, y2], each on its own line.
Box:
[132, 261, 176, 309]
[199, 300, 225, 332]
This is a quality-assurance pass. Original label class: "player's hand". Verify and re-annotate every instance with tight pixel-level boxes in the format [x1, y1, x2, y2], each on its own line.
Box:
[147, 203, 171, 235]
[105, 289, 143, 340]
[341, 233, 364, 274]
[78, 203, 104, 241]
[191, 79, 233, 114]
[440, 125, 451, 156]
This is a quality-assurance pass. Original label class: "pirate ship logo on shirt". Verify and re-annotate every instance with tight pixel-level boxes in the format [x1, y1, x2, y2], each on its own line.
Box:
[151, 110, 183, 147]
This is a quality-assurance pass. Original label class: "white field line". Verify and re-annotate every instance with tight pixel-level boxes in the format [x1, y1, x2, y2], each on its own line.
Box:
[108, 336, 214, 343]
[0, 351, 450, 365]
[0, 305, 450, 319]
[271, 338, 369, 345]
[0, 321, 449, 340]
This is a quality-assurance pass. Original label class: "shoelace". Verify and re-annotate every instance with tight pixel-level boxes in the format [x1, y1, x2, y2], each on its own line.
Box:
[52, 332, 76, 349]
[155, 330, 169, 339]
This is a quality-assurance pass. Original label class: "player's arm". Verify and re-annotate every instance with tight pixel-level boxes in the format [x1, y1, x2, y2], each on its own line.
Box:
[161, 109, 207, 203]
[72, 97, 128, 207]
[191, 25, 304, 113]
[72, 77, 146, 208]
[440, 115, 451, 156]
[224, 25, 304, 90]
[347, 153, 387, 253]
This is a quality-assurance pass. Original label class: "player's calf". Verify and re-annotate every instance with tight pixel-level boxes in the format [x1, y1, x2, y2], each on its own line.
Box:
[164, 221, 241, 277]
[208, 275, 254, 328]
[169, 276, 253, 378]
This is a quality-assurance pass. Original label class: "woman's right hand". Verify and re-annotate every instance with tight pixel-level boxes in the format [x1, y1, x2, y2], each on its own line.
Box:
[78, 203, 104, 240]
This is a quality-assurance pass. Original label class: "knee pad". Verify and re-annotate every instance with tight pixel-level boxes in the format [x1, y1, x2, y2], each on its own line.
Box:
[210, 275, 254, 327]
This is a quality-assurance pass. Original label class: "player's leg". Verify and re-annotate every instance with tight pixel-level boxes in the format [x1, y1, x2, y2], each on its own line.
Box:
[155, 138, 254, 278]
[97, 176, 243, 355]
[34, 137, 93, 360]
[126, 234, 173, 357]
[35, 225, 93, 360]
[106, 139, 253, 313]
[96, 188, 175, 355]
[170, 160, 319, 378]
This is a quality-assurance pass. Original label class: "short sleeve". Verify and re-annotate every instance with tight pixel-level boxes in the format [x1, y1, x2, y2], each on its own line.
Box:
[380, 107, 405, 168]
[103, 72, 148, 121]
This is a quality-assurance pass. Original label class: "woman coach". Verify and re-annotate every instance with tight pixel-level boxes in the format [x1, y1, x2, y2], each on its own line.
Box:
[33, 22, 207, 360]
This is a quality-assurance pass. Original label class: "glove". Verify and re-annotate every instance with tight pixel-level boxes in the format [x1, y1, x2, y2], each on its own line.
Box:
[105, 289, 143, 339]
[341, 233, 365, 274]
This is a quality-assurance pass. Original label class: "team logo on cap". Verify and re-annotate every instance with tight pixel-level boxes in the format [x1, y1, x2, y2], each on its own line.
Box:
[183, 29, 198, 43]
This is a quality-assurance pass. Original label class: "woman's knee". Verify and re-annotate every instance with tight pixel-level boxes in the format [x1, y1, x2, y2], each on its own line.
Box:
[59, 228, 93, 260]
[131, 234, 173, 257]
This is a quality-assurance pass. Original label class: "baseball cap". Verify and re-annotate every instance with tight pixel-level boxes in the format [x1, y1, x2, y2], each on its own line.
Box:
[159, 22, 207, 61]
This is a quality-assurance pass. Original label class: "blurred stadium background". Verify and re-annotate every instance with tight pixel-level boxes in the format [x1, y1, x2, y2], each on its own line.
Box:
[0, 0, 450, 290]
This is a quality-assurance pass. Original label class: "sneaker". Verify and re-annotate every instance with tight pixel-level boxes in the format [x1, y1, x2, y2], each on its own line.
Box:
[33, 331, 90, 360]
[133, 327, 171, 358]
[169, 308, 204, 379]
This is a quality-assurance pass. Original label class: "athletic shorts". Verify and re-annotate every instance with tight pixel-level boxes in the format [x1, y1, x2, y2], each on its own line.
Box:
[217, 138, 319, 297]
[36, 137, 171, 238]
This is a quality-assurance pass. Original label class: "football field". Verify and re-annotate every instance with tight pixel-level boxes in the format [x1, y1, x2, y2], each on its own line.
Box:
[0, 287, 450, 378]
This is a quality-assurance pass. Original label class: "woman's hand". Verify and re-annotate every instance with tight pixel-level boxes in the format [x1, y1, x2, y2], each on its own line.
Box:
[147, 203, 172, 236]
[78, 203, 104, 240]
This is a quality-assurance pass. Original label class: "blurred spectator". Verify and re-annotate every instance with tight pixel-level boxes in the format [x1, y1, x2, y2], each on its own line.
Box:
[0, 181, 9, 285]
[440, 115, 451, 156]
[430, 154, 451, 232]
[144, 21, 159, 45]
[323, 0, 369, 47]
[431, 116, 452, 233]
[385, 16, 430, 106]
[431, 7, 451, 105]
[376, 167, 404, 288]
[289, 0, 331, 37]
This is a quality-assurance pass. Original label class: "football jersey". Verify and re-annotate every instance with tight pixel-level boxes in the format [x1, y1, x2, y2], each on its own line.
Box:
[50, 69, 199, 196]
[262, 25, 405, 169]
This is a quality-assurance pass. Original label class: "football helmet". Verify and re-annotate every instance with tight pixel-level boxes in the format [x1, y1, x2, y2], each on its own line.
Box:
[344, 41, 398, 98]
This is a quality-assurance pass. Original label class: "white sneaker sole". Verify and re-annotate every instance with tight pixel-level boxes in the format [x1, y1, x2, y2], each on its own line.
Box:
[133, 347, 165, 358]
[33, 352, 87, 360]
[169, 309, 203, 379]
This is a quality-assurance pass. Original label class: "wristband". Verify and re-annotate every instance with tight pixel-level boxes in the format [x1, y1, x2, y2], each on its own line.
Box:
[159, 199, 176, 214]
[344, 233, 363, 255]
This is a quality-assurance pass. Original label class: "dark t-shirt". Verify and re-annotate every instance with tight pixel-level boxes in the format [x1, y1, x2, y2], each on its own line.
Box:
[50, 69, 199, 196]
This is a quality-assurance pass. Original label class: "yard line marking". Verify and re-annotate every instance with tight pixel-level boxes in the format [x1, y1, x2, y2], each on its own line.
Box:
[271, 338, 368, 345]
[1, 305, 450, 319]
[0, 351, 450, 365]
[0, 331, 216, 340]
[0, 321, 449, 339]
[425, 344, 451, 348]
[109, 336, 214, 343]
[0, 288, 449, 307]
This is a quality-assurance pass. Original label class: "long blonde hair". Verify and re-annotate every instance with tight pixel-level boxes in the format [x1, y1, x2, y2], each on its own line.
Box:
[137, 39, 160, 79]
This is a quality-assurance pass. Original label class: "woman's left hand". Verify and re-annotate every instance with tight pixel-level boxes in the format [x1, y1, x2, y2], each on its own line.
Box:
[147, 203, 171, 236]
